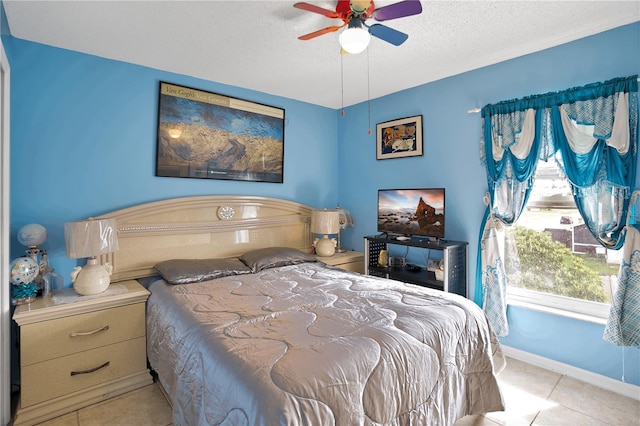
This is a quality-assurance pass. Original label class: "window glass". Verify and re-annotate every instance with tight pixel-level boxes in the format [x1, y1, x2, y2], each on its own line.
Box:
[504, 157, 619, 317]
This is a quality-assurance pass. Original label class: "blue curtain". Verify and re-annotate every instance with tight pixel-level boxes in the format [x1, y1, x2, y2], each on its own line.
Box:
[604, 191, 640, 348]
[476, 76, 638, 336]
[604, 229, 640, 347]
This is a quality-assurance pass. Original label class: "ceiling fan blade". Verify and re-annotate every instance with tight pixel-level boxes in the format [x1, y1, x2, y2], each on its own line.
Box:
[368, 24, 409, 46]
[298, 25, 345, 41]
[373, 0, 423, 21]
[294, 2, 340, 19]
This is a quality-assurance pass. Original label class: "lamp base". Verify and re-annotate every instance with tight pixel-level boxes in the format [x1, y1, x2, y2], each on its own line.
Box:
[71, 258, 112, 296]
[315, 235, 336, 257]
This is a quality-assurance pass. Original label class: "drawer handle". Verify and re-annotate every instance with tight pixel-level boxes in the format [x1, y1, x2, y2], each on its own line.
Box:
[69, 325, 109, 337]
[70, 361, 110, 376]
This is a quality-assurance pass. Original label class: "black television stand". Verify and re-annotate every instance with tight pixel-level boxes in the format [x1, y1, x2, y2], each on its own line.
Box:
[364, 235, 468, 297]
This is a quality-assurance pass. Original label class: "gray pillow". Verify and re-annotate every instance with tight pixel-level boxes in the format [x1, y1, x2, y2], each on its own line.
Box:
[239, 247, 316, 272]
[154, 258, 252, 285]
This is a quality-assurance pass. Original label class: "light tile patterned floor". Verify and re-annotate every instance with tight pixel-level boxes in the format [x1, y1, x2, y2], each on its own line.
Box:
[455, 357, 640, 426]
[32, 357, 639, 426]
[34, 384, 172, 426]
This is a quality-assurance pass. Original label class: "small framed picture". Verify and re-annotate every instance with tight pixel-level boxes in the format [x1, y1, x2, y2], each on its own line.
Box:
[376, 115, 423, 160]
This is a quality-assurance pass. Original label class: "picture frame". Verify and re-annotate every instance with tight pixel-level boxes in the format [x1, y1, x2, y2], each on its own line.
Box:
[156, 82, 285, 183]
[376, 115, 423, 160]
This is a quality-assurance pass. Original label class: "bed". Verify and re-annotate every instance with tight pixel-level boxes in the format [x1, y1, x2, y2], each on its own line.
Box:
[97, 195, 505, 426]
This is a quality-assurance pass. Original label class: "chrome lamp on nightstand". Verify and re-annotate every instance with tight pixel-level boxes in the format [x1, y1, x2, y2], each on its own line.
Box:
[64, 218, 119, 296]
[311, 209, 340, 257]
[336, 207, 354, 253]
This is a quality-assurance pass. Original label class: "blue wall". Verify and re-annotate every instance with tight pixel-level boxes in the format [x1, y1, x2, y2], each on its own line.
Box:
[4, 20, 640, 386]
[4, 37, 339, 278]
[337, 22, 640, 386]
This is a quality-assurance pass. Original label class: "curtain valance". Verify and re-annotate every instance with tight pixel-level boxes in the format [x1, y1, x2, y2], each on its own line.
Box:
[480, 75, 638, 245]
[481, 76, 637, 116]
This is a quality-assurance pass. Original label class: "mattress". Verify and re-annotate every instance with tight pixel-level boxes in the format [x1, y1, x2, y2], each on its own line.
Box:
[146, 262, 505, 425]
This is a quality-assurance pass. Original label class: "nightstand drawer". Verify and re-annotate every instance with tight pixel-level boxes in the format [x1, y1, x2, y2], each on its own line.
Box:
[20, 336, 146, 407]
[20, 303, 145, 366]
[337, 261, 364, 273]
[317, 250, 364, 274]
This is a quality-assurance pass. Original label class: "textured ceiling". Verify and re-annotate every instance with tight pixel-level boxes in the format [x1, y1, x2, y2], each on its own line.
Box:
[4, 1, 639, 109]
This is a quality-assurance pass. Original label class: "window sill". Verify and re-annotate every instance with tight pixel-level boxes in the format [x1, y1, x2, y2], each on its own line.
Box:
[507, 288, 609, 325]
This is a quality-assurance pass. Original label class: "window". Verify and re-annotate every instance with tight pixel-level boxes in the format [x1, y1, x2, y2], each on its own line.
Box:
[504, 156, 619, 319]
[477, 77, 637, 336]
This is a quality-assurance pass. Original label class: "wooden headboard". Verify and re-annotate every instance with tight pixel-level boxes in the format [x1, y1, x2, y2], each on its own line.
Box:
[94, 196, 314, 282]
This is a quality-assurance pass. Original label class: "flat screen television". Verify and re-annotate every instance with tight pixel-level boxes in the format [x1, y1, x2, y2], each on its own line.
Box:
[377, 188, 445, 239]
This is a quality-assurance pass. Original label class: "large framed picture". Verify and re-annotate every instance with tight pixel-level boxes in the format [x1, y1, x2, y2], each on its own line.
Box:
[376, 115, 423, 160]
[156, 82, 285, 183]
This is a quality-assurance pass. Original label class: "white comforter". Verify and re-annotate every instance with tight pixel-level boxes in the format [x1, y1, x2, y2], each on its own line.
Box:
[147, 262, 505, 425]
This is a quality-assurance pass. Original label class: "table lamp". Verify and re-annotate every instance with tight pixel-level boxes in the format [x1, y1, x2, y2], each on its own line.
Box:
[336, 207, 354, 253]
[17, 223, 48, 291]
[311, 209, 340, 257]
[64, 218, 119, 296]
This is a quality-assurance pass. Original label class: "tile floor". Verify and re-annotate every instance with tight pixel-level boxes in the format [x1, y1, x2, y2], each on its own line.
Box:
[455, 357, 640, 426]
[29, 357, 639, 426]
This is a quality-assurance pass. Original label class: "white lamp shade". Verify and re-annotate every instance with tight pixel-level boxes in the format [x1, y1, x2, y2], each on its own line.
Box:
[17, 223, 47, 247]
[64, 218, 119, 259]
[311, 210, 340, 235]
[339, 27, 370, 54]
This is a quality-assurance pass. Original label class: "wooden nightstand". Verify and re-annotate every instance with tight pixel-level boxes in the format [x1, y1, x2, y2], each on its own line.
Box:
[317, 250, 365, 273]
[12, 280, 153, 426]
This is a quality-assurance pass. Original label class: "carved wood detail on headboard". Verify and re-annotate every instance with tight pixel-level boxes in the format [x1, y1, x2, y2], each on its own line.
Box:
[94, 196, 314, 282]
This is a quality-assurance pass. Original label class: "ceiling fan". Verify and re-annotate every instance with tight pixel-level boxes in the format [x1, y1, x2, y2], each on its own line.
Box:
[294, 0, 423, 54]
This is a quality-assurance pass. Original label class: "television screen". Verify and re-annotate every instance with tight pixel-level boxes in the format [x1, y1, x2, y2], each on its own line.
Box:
[378, 188, 445, 238]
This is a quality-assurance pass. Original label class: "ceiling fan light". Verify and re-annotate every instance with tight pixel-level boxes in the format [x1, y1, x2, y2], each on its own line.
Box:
[339, 27, 370, 54]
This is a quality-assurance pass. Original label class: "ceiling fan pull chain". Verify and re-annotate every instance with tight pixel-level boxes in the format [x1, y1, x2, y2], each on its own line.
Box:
[367, 48, 371, 134]
[341, 54, 345, 117]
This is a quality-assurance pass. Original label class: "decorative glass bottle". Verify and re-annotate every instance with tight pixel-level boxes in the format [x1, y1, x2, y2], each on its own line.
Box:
[39, 251, 64, 298]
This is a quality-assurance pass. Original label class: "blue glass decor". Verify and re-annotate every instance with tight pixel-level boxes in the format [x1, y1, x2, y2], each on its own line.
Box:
[9, 256, 39, 305]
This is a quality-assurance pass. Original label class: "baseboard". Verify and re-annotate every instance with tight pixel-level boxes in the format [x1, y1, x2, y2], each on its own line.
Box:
[501, 345, 640, 401]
